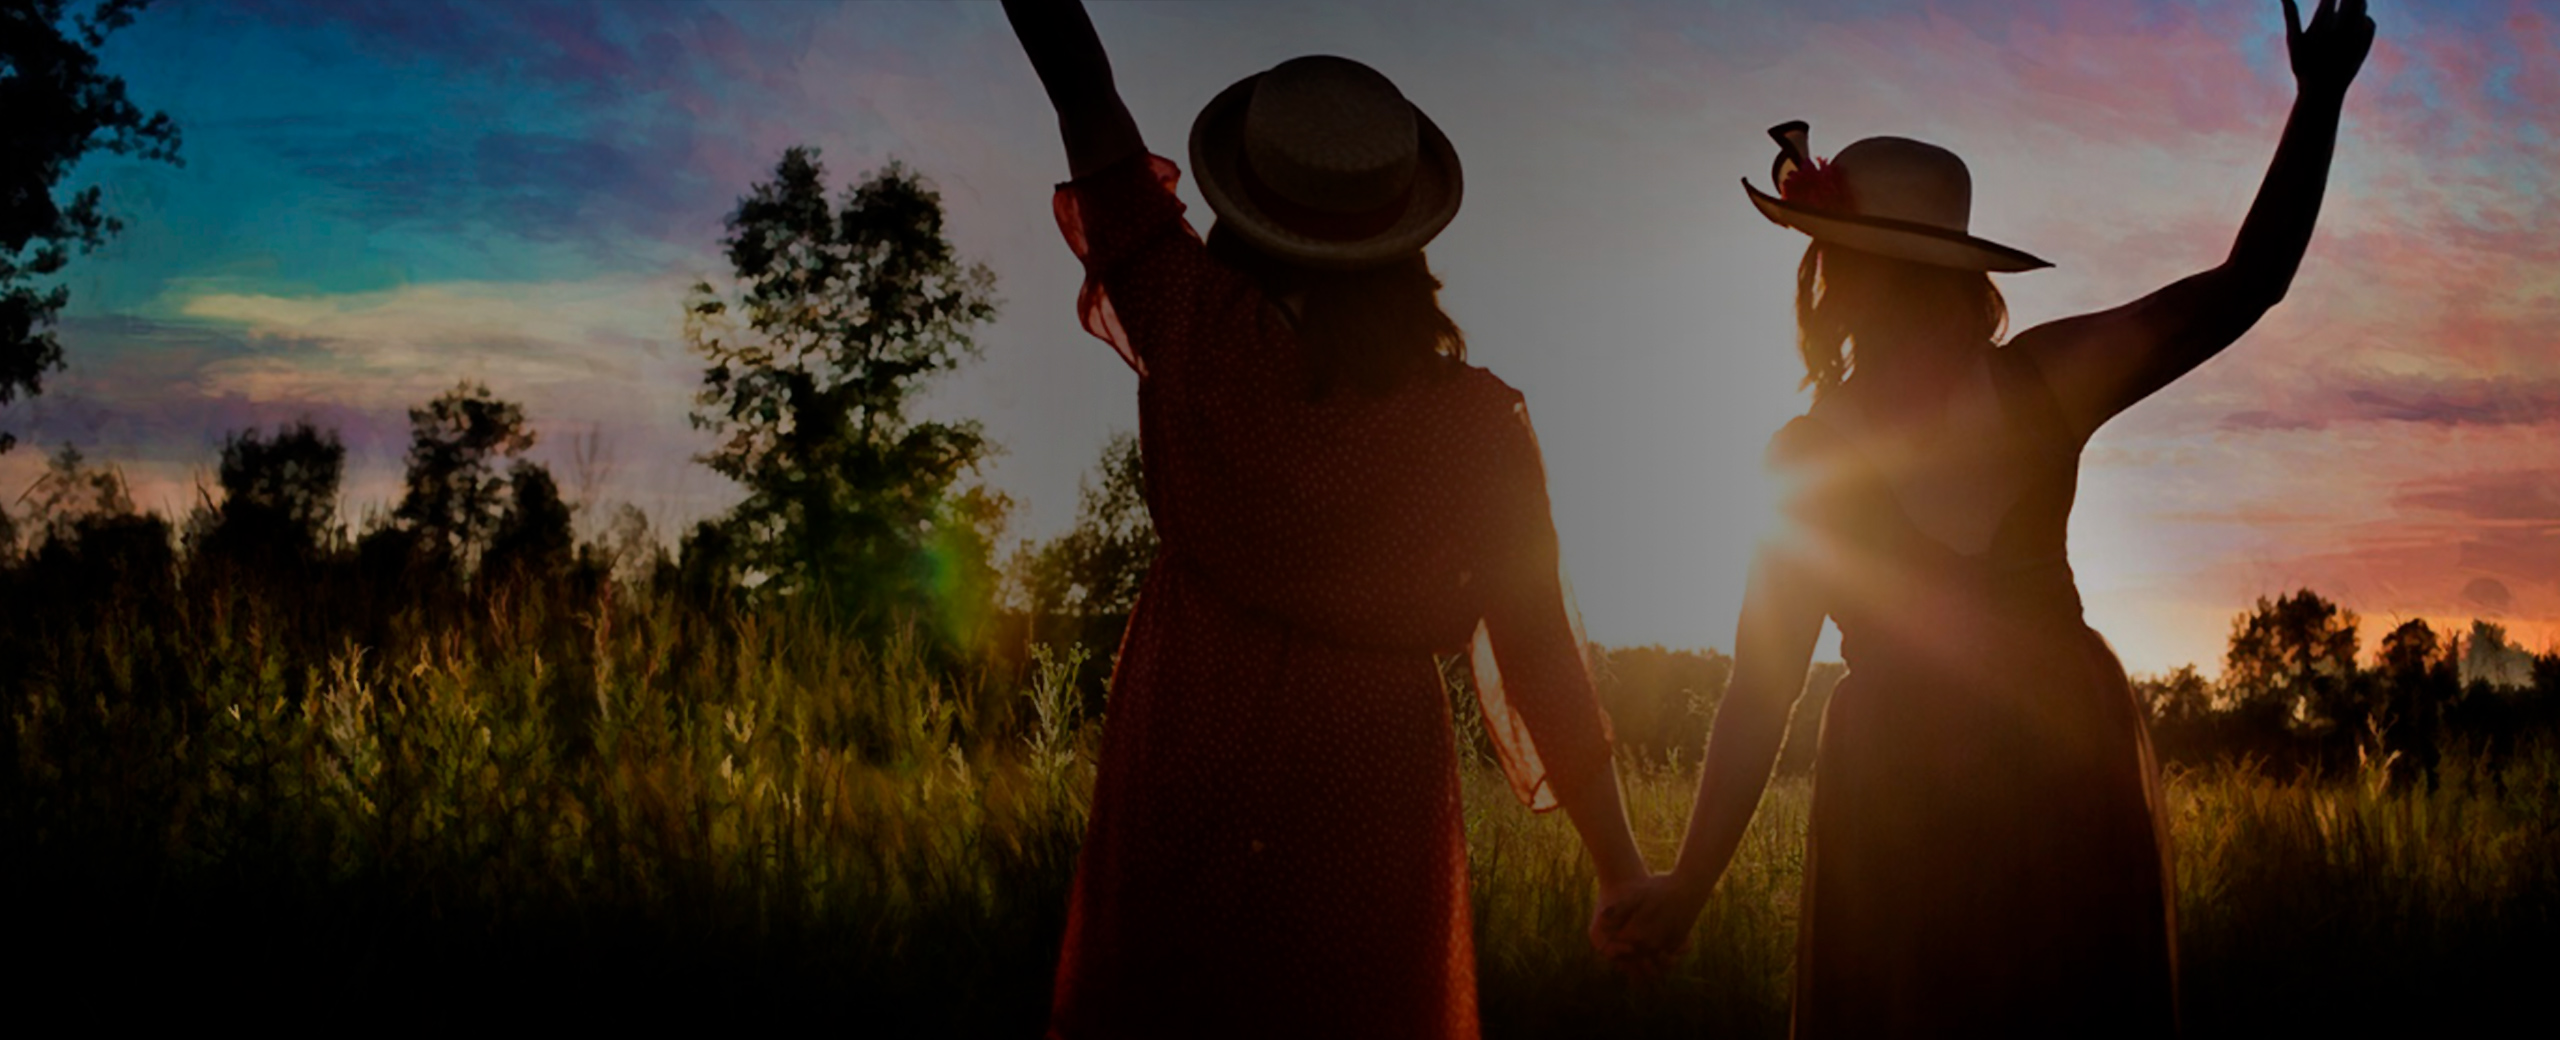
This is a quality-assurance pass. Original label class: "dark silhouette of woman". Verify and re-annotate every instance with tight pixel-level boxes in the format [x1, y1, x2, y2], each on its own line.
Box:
[1603, 1, 2375, 1035]
[1000, 2, 1651, 1036]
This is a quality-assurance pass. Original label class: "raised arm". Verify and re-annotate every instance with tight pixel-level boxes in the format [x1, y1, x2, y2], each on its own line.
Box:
[1001, 0, 1146, 178]
[2014, 0, 2375, 442]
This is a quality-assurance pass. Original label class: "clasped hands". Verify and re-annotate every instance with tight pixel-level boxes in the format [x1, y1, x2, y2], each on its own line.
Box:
[1589, 872, 1710, 980]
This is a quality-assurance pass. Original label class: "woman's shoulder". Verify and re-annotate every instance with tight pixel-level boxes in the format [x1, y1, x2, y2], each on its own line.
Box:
[1766, 406, 1843, 472]
[1446, 358, 1521, 396]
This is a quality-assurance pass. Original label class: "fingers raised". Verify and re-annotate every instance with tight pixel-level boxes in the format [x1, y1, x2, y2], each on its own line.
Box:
[2283, 0, 2303, 43]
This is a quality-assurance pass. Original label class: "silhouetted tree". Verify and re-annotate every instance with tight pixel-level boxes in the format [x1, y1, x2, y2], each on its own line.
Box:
[481, 460, 574, 588]
[15, 444, 172, 604]
[187, 420, 344, 573]
[2135, 664, 2214, 730]
[583, 502, 666, 589]
[1010, 430, 1154, 662]
[2224, 589, 2364, 762]
[685, 149, 999, 636]
[2460, 619, 2534, 691]
[671, 517, 743, 608]
[2375, 618, 2458, 788]
[393, 381, 536, 574]
[2, 0, 183, 452]
[1592, 645, 1732, 767]
[21, 443, 129, 545]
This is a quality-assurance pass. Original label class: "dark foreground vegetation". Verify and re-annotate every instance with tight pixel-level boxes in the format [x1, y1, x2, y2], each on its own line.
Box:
[5, 438, 2559, 1033]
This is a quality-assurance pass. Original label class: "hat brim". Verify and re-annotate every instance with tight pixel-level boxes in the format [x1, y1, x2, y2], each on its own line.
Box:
[1190, 71, 1463, 271]
[1743, 179, 2051, 273]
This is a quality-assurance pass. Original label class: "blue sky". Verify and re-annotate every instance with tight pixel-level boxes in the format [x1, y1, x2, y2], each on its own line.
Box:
[8, 0, 2554, 673]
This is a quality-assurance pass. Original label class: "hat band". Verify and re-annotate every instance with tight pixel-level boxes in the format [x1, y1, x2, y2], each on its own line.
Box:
[1239, 158, 1414, 242]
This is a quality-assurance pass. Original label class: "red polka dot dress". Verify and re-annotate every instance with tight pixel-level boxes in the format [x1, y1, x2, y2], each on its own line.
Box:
[1043, 153, 1614, 1040]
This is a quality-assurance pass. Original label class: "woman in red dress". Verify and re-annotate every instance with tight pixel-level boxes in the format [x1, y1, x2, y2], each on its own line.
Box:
[1001, 2, 1652, 1037]
[1603, 1, 2375, 1036]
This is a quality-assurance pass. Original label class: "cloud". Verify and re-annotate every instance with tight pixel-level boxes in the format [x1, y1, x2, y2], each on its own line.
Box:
[2396, 467, 2560, 524]
[225, 0, 818, 101]
[203, 1, 836, 259]
[2, 280, 742, 525]
[2220, 373, 2560, 432]
[2392, 467, 2560, 596]
[173, 278, 696, 410]
[2463, 576, 2515, 613]
[2216, 409, 2328, 433]
[248, 124, 707, 249]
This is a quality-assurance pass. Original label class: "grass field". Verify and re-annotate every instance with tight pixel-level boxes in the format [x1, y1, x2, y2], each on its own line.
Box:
[6, 589, 2557, 1032]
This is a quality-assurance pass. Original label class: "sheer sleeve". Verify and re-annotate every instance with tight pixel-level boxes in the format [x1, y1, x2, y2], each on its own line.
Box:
[1469, 400, 1613, 811]
[1051, 152, 1205, 377]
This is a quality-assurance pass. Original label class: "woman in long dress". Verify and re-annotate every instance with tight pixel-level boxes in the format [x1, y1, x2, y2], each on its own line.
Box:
[999, 2, 1652, 1036]
[1604, 2, 2375, 1035]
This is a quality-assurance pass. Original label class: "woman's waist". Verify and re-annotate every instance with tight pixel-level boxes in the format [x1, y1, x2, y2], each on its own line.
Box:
[1148, 545, 1481, 655]
[1850, 553, 2083, 619]
[1833, 559, 2090, 663]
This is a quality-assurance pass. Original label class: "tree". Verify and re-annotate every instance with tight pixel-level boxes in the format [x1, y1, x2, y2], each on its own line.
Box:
[2224, 588, 2364, 759]
[685, 149, 999, 633]
[1008, 430, 1156, 689]
[1591, 645, 1732, 767]
[20, 442, 130, 548]
[2134, 664, 2214, 728]
[187, 420, 344, 572]
[2, 0, 183, 452]
[2131, 663, 2220, 764]
[2460, 619, 2533, 691]
[392, 381, 536, 573]
[2375, 618, 2458, 788]
[481, 460, 574, 587]
[1013, 432, 1154, 621]
[14, 443, 172, 601]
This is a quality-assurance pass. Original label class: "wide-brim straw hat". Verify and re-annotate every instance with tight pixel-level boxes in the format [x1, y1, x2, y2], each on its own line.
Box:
[1743, 121, 2050, 273]
[1190, 55, 1463, 270]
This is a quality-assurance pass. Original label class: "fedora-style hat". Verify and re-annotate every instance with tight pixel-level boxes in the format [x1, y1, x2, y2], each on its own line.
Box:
[1189, 55, 1463, 270]
[1743, 121, 2051, 273]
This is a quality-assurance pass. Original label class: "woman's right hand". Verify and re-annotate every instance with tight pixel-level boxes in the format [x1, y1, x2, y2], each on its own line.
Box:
[1595, 872, 1709, 980]
[2283, 0, 2375, 102]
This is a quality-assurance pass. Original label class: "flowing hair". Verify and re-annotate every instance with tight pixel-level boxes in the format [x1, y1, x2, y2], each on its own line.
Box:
[1208, 223, 1467, 398]
[1796, 242, 2009, 399]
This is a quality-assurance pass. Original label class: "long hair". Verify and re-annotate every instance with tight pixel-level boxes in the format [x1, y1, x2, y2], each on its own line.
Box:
[1796, 242, 2008, 399]
[1207, 223, 1467, 399]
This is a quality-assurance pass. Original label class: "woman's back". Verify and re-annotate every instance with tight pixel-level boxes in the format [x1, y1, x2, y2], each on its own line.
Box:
[1778, 347, 2082, 635]
[1046, 150, 1617, 1040]
[1773, 347, 2178, 1038]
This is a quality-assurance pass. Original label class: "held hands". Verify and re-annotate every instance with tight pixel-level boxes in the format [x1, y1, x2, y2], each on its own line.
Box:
[2283, 0, 2375, 102]
[1589, 872, 1708, 981]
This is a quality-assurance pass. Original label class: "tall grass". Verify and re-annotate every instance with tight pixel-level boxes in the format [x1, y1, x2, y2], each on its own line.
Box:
[5, 582, 2557, 1030]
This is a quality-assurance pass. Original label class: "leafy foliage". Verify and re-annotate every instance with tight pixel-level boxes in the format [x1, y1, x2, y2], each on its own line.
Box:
[0, 0, 183, 451]
[686, 149, 1000, 637]
[391, 380, 538, 573]
[1009, 430, 1155, 677]
[2224, 588, 2366, 747]
[186, 420, 345, 573]
[481, 459, 576, 587]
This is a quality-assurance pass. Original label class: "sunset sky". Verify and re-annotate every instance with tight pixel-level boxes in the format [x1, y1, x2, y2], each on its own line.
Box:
[5, 0, 2553, 675]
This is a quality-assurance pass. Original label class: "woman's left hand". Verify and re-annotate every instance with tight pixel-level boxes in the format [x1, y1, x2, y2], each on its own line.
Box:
[1591, 873, 1698, 980]
[2283, 0, 2375, 102]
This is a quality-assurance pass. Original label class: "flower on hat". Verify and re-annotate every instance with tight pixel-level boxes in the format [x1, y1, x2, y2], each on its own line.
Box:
[1780, 154, 1853, 215]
